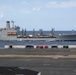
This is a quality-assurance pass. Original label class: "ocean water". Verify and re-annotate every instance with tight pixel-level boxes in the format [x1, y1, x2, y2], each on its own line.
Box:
[26, 30, 76, 35]
[0, 31, 76, 48]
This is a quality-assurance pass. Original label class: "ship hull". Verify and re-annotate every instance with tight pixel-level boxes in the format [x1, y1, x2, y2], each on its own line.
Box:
[1, 34, 76, 41]
[0, 36, 56, 41]
[0, 34, 76, 41]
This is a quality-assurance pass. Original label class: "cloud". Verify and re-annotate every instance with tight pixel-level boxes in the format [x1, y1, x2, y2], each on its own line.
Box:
[32, 7, 40, 12]
[18, 7, 41, 14]
[46, 1, 76, 8]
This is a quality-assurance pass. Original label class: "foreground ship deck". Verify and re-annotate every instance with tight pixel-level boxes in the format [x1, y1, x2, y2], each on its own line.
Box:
[0, 48, 76, 75]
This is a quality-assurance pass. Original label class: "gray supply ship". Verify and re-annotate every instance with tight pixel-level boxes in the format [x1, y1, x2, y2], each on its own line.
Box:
[0, 21, 76, 41]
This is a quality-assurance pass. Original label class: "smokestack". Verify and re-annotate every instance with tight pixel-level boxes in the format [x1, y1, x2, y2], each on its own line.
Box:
[6, 21, 10, 29]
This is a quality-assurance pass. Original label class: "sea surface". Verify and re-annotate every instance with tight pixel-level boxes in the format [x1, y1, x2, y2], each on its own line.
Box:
[0, 31, 76, 48]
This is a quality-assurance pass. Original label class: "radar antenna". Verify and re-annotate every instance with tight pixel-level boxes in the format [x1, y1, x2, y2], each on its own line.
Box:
[11, 20, 15, 28]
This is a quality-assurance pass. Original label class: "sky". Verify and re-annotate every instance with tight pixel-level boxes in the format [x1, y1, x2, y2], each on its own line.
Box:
[0, 0, 76, 30]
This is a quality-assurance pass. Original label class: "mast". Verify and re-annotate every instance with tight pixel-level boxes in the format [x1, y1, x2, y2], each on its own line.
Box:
[33, 28, 35, 36]
[25, 28, 26, 36]
[11, 20, 15, 28]
[39, 29, 43, 36]
[51, 28, 55, 37]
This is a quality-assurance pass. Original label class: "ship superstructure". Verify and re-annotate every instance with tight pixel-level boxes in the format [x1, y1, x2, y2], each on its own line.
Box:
[56, 34, 76, 41]
[0, 21, 20, 41]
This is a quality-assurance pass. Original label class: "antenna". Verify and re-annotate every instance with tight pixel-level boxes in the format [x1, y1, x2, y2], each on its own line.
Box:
[11, 20, 15, 28]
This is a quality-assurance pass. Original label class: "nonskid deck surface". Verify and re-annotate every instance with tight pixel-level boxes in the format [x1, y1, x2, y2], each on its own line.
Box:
[0, 48, 76, 75]
[0, 67, 40, 75]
